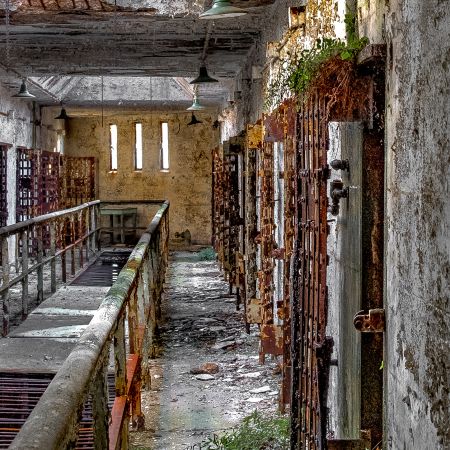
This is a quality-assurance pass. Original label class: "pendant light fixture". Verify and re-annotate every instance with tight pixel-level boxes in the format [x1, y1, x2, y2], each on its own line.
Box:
[199, 0, 247, 19]
[190, 65, 218, 84]
[55, 106, 69, 120]
[187, 94, 207, 111]
[12, 79, 36, 99]
[187, 113, 203, 126]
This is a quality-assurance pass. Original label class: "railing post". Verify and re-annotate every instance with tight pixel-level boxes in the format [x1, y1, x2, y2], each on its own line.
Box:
[113, 313, 128, 450]
[78, 212, 84, 268]
[61, 219, 67, 284]
[90, 205, 97, 254]
[21, 229, 29, 319]
[70, 216, 76, 276]
[1, 237, 10, 336]
[36, 225, 44, 303]
[85, 208, 90, 262]
[114, 314, 127, 396]
[96, 203, 101, 252]
[92, 358, 109, 450]
[50, 222, 57, 293]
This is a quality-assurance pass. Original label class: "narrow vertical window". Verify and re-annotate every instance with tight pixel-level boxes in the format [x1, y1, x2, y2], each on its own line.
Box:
[161, 122, 169, 171]
[110, 124, 118, 171]
[135, 122, 143, 170]
[56, 133, 64, 154]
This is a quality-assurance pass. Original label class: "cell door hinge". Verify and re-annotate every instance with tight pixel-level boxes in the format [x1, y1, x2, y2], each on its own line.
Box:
[353, 308, 385, 332]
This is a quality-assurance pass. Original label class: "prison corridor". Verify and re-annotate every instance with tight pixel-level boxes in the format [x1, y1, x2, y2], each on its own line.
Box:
[0, 202, 282, 450]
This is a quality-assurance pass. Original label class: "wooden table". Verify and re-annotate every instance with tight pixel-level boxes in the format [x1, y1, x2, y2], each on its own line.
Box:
[100, 206, 138, 244]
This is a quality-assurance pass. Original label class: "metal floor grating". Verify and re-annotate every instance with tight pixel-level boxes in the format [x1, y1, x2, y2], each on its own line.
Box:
[71, 251, 132, 287]
[0, 372, 115, 449]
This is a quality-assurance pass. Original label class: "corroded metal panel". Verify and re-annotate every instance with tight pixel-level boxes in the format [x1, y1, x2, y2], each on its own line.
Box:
[244, 123, 263, 325]
[16, 148, 38, 222]
[0, 145, 7, 228]
[291, 92, 331, 450]
[59, 156, 96, 209]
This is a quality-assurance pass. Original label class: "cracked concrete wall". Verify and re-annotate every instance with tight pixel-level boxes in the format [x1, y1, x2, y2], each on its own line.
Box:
[384, 1, 450, 448]
[63, 111, 218, 245]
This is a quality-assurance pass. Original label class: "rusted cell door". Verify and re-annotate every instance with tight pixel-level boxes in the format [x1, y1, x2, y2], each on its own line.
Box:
[59, 156, 97, 208]
[291, 92, 331, 450]
[244, 123, 263, 327]
[16, 148, 38, 222]
[0, 145, 8, 228]
[39, 150, 60, 215]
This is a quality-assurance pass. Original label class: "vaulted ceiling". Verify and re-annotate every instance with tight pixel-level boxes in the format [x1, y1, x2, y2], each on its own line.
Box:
[0, 0, 278, 108]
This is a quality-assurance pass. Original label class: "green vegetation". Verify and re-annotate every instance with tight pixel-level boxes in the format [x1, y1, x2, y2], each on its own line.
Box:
[190, 411, 290, 450]
[265, 14, 368, 109]
[196, 247, 217, 261]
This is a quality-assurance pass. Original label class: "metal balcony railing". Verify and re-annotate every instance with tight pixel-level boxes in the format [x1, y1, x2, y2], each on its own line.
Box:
[1, 200, 169, 450]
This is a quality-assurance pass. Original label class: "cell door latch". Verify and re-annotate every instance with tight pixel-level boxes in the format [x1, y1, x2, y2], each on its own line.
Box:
[353, 308, 385, 333]
[329, 179, 348, 216]
[330, 159, 349, 171]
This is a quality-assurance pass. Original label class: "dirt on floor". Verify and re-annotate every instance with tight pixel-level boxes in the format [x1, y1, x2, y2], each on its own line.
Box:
[130, 251, 283, 450]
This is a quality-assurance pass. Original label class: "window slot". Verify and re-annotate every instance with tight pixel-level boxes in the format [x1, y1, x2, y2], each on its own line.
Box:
[161, 122, 169, 171]
[135, 122, 143, 170]
[110, 124, 118, 171]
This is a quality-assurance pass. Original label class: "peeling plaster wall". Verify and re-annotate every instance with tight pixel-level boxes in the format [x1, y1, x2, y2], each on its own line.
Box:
[357, 0, 384, 44]
[64, 111, 218, 245]
[231, 0, 353, 133]
[384, 1, 450, 448]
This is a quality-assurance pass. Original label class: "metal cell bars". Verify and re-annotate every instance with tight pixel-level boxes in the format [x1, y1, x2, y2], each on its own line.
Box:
[243, 123, 262, 328]
[212, 146, 224, 264]
[291, 91, 330, 449]
[16, 148, 37, 223]
[258, 139, 276, 361]
[0, 145, 7, 229]
[281, 102, 297, 410]
[59, 156, 97, 209]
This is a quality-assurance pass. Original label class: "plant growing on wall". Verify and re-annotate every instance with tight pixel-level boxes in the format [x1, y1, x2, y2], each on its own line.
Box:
[265, 14, 368, 111]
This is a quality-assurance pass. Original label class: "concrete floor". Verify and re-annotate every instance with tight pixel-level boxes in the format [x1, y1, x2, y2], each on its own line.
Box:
[130, 251, 283, 450]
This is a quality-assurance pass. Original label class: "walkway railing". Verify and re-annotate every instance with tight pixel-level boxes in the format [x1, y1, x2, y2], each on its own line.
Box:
[9, 200, 170, 450]
[0, 200, 101, 336]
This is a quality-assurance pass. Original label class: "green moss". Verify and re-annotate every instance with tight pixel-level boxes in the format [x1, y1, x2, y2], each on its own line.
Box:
[195, 247, 217, 261]
[265, 14, 368, 110]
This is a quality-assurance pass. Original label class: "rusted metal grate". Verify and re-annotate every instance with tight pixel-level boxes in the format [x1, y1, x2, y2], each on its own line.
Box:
[0, 145, 7, 229]
[71, 251, 131, 287]
[39, 150, 60, 216]
[0, 372, 115, 450]
[59, 157, 96, 209]
[16, 148, 38, 223]
[291, 91, 331, 449]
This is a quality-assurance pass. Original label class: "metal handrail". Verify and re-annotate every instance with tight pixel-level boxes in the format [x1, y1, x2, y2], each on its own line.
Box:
[9, 200, 170, 450]
[0, 200, 101, 237]
[1, 201, 101, 335]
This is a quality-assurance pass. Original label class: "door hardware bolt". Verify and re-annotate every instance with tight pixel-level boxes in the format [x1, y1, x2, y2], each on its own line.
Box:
[330, 159, 349, 171]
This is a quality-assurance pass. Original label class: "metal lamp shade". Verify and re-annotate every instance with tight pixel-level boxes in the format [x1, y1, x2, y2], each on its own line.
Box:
[199, 0, 247, 19]
[187, 113, 203, 126]
[55, 108, 69, 120]
[12, 80, 36, 99]
[187, 96, 207, 111]
[190, 66, 218, 84]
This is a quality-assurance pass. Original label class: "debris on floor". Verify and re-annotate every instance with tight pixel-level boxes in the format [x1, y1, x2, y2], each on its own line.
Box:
[130, 251, 283, 450]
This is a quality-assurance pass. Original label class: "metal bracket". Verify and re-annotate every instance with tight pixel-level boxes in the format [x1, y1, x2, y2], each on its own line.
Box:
[328, 179, 349, 216]
[353, 308, 385, 332]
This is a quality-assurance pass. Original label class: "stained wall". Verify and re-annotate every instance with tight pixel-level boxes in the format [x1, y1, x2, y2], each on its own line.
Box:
[64, 110, 218, 245]
[384, 0, 450, 448]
